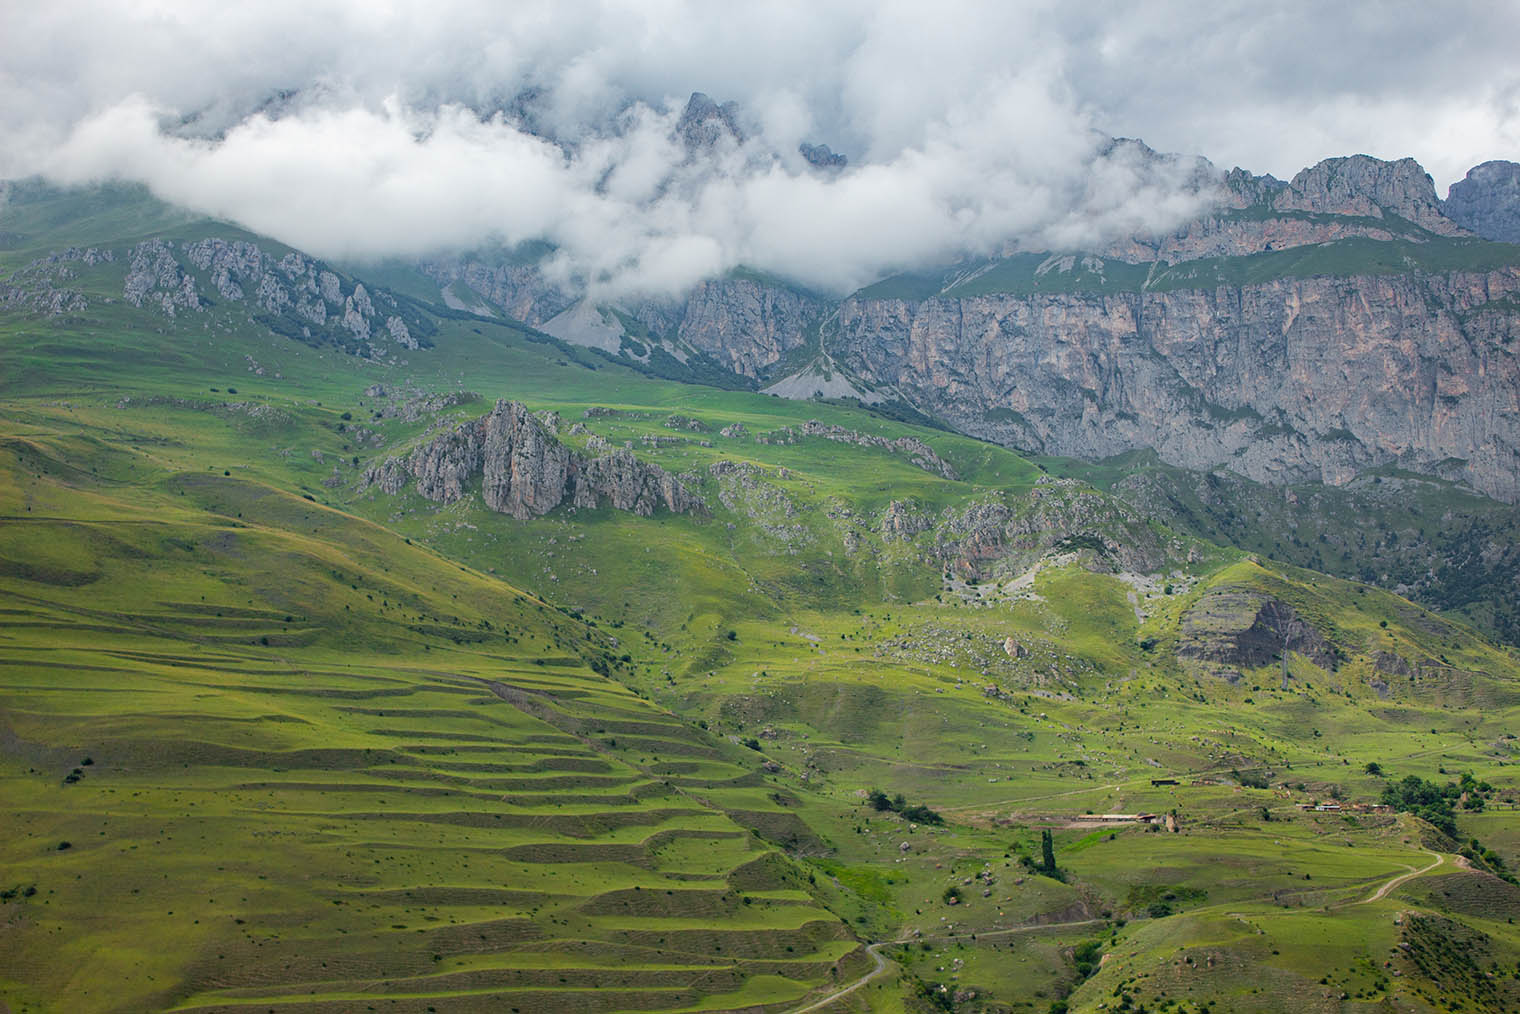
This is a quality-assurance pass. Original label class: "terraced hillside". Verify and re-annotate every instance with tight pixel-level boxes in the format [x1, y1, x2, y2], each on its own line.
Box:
[0, 420, 868, 1013]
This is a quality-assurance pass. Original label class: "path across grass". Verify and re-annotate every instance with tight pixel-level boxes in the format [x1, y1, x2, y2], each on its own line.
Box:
[789, 836, 1456, 1013]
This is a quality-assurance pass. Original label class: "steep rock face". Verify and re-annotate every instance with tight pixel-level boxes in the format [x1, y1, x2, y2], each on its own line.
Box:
[480, 401, 574, 518]
[582, 442, 703, 515]
[668, 278, 824, 378]
[417, 260, 822, 380]
[408, 425, 481, 504]
[366, 400, 702, 519]
[1444, 161, 1520, 242]
[834, 268, 1520, 502]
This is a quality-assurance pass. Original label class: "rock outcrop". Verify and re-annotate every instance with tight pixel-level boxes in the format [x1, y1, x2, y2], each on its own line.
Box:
[0, 247, 110, 315]
[419, 255, 574, 324]
[758, 420, 958, 479]
[1443, 160, 1520, 242]
[1272, 156, 1460, 235]
[1178, 589, 1336, 678]
[926, 478, 1181, 578]
[630, 276, 827, 378]
[1094, 153, 1468, 263]
[111, 236, 430, 355]
[364, 400, 703, 519]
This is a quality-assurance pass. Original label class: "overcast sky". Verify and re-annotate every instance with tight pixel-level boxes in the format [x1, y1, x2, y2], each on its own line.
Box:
[3, 1, 1516, 296]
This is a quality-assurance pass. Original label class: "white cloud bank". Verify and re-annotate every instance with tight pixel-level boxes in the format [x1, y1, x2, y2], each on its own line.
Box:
[3, 1, 1517, 296]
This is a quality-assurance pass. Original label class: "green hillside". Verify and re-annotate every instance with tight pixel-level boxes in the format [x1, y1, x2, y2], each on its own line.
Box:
[2, 186, 1519, 1013]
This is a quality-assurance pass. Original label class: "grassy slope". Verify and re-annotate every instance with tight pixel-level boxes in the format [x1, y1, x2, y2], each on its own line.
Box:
[2, 187, 1519, 1013]
[0, 409, 883, 1013]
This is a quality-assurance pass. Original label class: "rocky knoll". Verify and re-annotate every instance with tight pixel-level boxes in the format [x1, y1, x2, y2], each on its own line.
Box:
[122, 237, 423, 353]
[0, 246, 110, 314]
[876, 476, 1188, 579]
[363, 400, 703, 519]
[0, 227, 431, 361]
[1178, 588, 1337, 680]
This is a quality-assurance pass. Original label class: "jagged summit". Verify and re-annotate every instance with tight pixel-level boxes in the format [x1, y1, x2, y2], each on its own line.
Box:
[1273, 154, 1461, 234]
[674, 91, 744, 151]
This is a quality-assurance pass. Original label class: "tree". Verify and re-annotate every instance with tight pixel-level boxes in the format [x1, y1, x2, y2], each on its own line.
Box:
[1040, 829, 1057, 875]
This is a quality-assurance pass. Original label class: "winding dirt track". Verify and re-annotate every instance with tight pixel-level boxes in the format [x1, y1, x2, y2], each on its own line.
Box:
[789, 843, 1452, 1013]
[789, 919, 1105, 1013]
[1344, 848, 1445, 906]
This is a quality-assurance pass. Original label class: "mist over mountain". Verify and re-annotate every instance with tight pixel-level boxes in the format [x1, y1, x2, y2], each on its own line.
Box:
[4, 2, 1518, 299]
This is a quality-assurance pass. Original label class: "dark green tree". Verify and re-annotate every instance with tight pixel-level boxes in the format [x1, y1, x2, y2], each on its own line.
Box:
[1040, 829, 1057, 875]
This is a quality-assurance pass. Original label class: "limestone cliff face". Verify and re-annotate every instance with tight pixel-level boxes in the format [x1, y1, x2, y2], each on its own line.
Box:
[819, 152, 1517, 505]
[667, 278, 823, 378]
[833, 268, 1520, 502]
[364, 400, 702, 519]
[419, 257, 574, 324]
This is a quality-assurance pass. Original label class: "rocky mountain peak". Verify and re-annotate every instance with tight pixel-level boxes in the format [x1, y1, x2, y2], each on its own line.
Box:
[674, 91, 744, 151]
[1274, 155, 1462, 234]
[1222, 166, 1287, 207]
[1442, 159, 1520, 242]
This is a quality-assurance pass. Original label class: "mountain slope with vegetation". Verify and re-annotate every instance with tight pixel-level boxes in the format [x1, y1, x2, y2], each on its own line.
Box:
[1, 184, 1519, 1014]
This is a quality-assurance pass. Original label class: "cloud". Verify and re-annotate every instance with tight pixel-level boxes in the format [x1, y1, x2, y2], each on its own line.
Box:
[3, 1, 1518, 298]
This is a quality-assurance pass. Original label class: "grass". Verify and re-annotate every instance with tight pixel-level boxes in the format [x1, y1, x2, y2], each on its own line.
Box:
[3, 183, 1520, 1011]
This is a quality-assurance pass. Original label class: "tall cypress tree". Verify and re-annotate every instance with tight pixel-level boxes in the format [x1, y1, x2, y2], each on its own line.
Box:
[1040, 829, 1057, 875]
